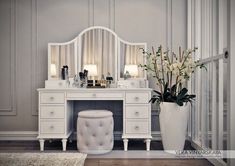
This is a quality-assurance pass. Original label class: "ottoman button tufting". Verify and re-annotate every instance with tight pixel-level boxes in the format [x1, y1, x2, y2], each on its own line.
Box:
[77, 110, 114, 154]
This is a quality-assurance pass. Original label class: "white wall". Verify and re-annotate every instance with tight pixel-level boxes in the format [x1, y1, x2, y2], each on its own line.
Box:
[0, 0, 187, 132]
[228, 0, 235, 165]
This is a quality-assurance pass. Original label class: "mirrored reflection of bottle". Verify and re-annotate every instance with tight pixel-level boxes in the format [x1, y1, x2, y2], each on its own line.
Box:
[106, 72, 113, 88]
[61, 65, 69, 80]
[73, 74, 79, 88]
[61, 67, 65, 80]
[101, 74, 106, 87]
[64, 65, 69, 80]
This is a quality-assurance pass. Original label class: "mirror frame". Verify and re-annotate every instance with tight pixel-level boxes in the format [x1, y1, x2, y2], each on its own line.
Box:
[47, 26, 147, 82]
[48, 38, 78, 80]
[117, 38, 147, 80]
[77, 26, 118, 81]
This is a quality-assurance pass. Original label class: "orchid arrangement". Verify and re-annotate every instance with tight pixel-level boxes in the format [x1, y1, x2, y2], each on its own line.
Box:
[139, 46, 205, 106]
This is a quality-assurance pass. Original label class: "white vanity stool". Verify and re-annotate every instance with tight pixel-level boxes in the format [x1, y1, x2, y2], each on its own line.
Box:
[77, 110, 114, 154]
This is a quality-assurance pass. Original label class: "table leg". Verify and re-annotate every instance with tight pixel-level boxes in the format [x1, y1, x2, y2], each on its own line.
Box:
[123, 139, 128, 151]
[39, 139, 45, 151]
[62, 139, 67, 151]
[145, 139, 151, 151]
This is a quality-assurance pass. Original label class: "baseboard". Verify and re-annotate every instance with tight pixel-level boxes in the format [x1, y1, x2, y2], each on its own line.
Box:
[151, 131, 161, 140]
[0, 131, 38, 141]
[0, 131, 161, 141]
[70, 131, 161, 141]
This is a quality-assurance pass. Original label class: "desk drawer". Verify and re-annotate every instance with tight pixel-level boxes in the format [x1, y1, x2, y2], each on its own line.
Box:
[45, 80, 67, 88]
[40, 106, 64, 119]
[40, 92, 64, 104]
[126, 105, 149, 119]
[126, 92, 149, 104]
[40, 121, 65, 134]
[126, 121, 148, 134]
[67, 92, 123, 98]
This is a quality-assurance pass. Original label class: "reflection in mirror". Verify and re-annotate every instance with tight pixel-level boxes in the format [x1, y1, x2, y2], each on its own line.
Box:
[49, 42, 76, 79]
[80, 29, 116, 79]
[119, 42, 145, 78]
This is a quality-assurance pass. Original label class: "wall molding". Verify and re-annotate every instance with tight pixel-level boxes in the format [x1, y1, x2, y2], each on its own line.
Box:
[109, 0, 115, 31]
[0, 130, 213, 142]
[166, 0, 172, 50]
[88, 0, 94, 26]
[0, 0, 17, 116]
[31, 0, 38, 116]
[0, 131, 38, 140]
[0, 131, 162, 141]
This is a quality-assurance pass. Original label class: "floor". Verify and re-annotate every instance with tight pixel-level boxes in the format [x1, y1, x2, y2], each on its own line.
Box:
[0, 140, 213, 166]
[85, 159, 213, 166]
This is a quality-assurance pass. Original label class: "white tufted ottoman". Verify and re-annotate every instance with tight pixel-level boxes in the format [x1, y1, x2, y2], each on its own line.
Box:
[77, 110, 114, 154]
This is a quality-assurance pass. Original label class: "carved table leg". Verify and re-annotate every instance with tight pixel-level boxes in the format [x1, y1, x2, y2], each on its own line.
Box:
[123, 139, 128, 151]
[62, 139, 67, 151]
[39, 139, 45, 151]
[145, 139, 151, 151]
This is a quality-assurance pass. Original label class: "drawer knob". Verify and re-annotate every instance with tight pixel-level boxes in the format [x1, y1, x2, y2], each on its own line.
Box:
[58, 82, 63, 86]
[50, 111, 54, 114]
[134, 97, 139, 100]
[135, 111, 139, 115]
[135, 126, 139, 130]
[50, 96, 54, 100]
[50, 125, 54, 129]
[92, 93, 96, 97]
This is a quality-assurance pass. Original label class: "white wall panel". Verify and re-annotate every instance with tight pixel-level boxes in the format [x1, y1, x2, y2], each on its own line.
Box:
[0, 0, 187, 132]
[0, 0, 16, 115]
[94, 0, 109, 27]
[172, 0, 187, 51]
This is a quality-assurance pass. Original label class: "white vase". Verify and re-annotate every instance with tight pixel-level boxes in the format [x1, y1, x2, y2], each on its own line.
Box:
[159, 102, 189, 151]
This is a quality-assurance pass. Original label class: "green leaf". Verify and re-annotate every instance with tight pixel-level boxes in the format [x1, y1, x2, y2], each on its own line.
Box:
[177, 101, 184, 106]
[178, 88, 188, 99]
[171, 84, 177, 94]
[153, 90, 162, 96]
[164, 82, 168, 94]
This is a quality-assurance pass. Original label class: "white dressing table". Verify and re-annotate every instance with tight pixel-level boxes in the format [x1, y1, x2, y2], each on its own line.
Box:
[37, 26, 152, 151]
[37, 88, 152, 151]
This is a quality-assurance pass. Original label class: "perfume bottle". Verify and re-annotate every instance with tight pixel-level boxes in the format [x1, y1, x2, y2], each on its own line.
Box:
[106, 72, 113, 88]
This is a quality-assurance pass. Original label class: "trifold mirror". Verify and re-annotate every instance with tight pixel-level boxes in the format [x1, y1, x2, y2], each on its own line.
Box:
[79, 28, 116, 80]
[47, 26, 147, 88]
[48, 39, 77, 79]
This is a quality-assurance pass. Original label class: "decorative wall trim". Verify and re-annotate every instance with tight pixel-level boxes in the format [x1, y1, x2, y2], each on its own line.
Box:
[166, 0, 172, 50]
[0, 131, 162, 141]
[66, 131, 162, 141]
[31, 0, 38, 116]
[0, 131, 38, 141]
[88, 0, 94, 26]
[0, 0, 17, 116]
[0, 130, 198, 141]
[109, 0, 115, 31]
